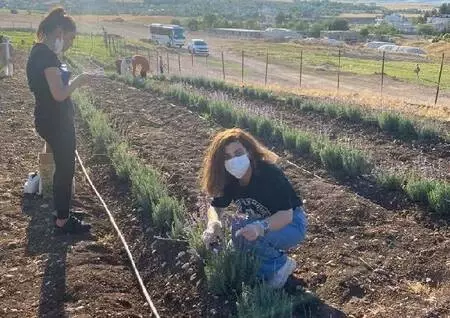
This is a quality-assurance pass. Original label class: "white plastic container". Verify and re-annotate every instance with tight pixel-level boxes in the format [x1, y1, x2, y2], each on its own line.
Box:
[2, 39, 13, 77]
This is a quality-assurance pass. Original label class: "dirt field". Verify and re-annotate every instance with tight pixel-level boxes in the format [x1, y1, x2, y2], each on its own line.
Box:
[2, 43, 450, 317]
[84, 73, 450, 316]
[0, 52, 228, 317]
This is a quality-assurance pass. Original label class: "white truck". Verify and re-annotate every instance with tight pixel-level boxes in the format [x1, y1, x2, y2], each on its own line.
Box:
[149, 23, 185, 48]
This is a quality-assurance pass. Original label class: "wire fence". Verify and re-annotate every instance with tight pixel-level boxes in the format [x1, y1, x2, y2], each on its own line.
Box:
[2, 23, 449, 107]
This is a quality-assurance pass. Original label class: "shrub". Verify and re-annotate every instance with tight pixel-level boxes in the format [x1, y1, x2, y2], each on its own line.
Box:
[236, 112, 251, 130]
[152, 195, 185, 235]
[405, 179, 437, 205]
[295, 132, 312, 155]
[110, 142, 138, 181]
[282, 128, 298, 151]
[205, 246, 259, 296]
[378, 112, 400, 133]
[376, 173, 405, 191]
[344, 107, 363, 122]
[398, 118, 417, 140]
[342, 149, 372, 177]
[427, 182, 450, 215]
[319, 144, 343, 173]
[187, 222, 208, 259]
[236, 283, 294, 318]
[247, 116, 259, 135]
[418, 126, 439, 142]
[130, 166, 167, 213]
[257, 118, 274, 141]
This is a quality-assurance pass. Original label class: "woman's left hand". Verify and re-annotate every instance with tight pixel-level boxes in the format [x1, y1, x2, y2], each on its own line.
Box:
[236, 222, 264, 241]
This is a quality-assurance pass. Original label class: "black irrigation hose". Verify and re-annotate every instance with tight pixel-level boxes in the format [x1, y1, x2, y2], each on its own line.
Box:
[75, 150, 160, 318]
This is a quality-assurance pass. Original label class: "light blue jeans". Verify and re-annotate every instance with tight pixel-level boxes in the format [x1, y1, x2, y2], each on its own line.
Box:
[231, 207, 308, 280]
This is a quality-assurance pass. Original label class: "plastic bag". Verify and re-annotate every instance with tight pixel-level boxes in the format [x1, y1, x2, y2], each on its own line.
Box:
[23, 172, 40, 194]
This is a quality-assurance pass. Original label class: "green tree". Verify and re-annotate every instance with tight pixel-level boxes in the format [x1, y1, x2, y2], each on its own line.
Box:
[360, 27, 369, 37]
[171, 19, 181, 26]
[275, 12, 287, 26]
[203, 13, 218, 28]
[328, 18, 349, 31]
[417, 24, 436, 35]
[294, 20, 309, 31]
[310, 23, 325, 38]
[187, 18, 200, 31]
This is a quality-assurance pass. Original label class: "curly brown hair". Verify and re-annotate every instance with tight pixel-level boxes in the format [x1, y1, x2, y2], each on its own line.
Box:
[201, 128, 278, 197]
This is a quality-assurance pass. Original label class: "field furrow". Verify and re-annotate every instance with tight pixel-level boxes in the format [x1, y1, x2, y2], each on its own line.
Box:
[85, 77, 450, 317]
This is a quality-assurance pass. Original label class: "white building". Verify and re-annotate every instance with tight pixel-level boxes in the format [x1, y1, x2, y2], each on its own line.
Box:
[427, 16, 450, 32]
[377, 13, 417, 34]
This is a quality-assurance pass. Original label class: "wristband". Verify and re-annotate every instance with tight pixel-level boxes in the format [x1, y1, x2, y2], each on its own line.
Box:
[256, 220, 270, 236]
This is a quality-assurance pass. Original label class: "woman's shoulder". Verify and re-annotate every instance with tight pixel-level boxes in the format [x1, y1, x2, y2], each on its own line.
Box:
[257, 160, 282, 175]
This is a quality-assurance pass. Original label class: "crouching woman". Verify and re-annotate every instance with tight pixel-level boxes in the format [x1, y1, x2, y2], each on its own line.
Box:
[201, 128, 308, 288]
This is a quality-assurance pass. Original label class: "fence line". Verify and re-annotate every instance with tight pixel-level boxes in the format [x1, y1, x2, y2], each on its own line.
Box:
[2, 27, 448, 106]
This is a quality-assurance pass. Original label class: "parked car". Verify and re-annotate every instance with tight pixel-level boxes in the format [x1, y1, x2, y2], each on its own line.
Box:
[187, 39, 209, 56]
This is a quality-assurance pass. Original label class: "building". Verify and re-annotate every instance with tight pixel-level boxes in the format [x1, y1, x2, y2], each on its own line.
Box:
[211, 28, 263, 39]
[376, 13, 417, 34]
[320, 30, 361, 42]
[427, 16, 450, 32]
[263, 28, 303, 40]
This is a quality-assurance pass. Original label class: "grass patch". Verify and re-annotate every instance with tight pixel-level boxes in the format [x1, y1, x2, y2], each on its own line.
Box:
[205, 245, 259, 296]
[236, 283, 294, 318]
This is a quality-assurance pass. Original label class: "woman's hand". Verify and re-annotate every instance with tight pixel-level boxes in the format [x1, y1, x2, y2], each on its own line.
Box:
[236, 222, 264, 241]
[71, 73, 89, 88]
[202, 220, 224, 249]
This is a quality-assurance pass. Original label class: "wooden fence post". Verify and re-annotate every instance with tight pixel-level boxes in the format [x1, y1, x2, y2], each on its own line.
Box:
[337, 49, 341, 91]
[221, 51, 225, 81]
[435, 53, 445, 105]
[265, 49, 269, 86]
[241, 50, 244, 83]
[381, 51, 385, 97]
[299, 50, 303, 87]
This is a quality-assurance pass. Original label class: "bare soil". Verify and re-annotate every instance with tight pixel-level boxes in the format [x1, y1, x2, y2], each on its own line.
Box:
[86, 76, 450, 317]
[177, 83, 450, 182]
[0, 52, 150, 317]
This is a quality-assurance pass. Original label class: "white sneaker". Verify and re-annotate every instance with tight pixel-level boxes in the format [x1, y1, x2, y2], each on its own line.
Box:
[267, 257, 297, 289]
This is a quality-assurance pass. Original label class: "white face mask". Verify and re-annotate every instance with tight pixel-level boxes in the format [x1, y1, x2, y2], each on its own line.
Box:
[54, 37, 64, 54]
[225, 154, 250, 179]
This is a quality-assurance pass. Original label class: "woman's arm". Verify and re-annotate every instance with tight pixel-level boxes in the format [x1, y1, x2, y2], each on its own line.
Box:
[207, 206, 224, 226]
[44, 67, 86, 102]
[236, 209, 293, 241]
[264, 208, 293, 231]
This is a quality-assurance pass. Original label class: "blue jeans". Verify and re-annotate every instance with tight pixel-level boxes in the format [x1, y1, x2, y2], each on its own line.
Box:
[231, 207, 308, 280]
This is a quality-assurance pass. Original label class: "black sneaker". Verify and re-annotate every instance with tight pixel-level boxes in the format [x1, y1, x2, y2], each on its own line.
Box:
[54, 214, 91, 235]
[52, 209, 90, 222]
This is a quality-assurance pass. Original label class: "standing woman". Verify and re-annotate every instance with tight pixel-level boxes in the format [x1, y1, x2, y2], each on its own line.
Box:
[27, 7, 90, 234]
[201, 128, 308, 289]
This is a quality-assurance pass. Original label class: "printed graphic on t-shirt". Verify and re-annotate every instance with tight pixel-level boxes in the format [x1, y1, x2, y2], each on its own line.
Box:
[235, 198, 271, 218]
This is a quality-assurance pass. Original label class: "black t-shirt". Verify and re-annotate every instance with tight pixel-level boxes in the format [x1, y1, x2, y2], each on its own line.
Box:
[26, 43, 74, 126]
[211, 161, 302, 218]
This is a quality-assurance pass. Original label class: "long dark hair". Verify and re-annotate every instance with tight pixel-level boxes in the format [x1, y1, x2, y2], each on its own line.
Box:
[37, 7, 76, 41]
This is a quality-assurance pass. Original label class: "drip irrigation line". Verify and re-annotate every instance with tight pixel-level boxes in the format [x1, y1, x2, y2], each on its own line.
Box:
[75, 150, 160, 318]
